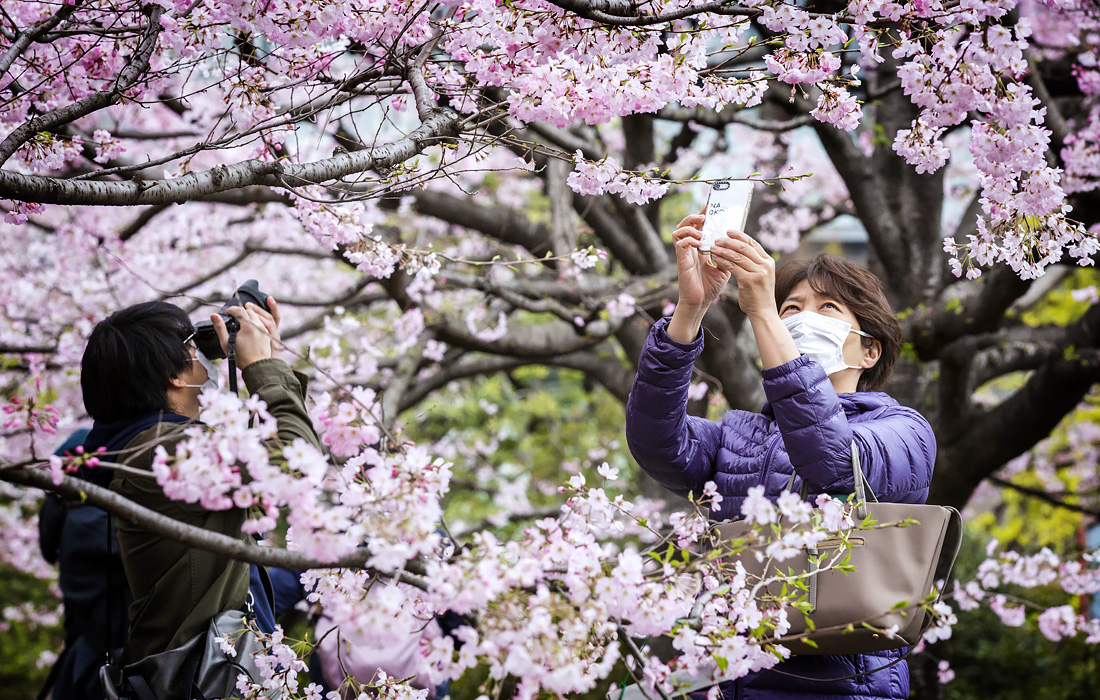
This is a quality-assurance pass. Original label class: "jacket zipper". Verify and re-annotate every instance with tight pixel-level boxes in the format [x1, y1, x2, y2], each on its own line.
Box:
[759, 433, 783, 493]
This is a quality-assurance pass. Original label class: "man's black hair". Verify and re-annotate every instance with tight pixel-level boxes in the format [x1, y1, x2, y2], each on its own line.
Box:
[81, 301, 195, 423]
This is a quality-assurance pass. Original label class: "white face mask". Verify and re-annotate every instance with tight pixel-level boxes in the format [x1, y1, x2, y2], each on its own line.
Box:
[781, 311, 873, 377]
[184, 350, 220, 391]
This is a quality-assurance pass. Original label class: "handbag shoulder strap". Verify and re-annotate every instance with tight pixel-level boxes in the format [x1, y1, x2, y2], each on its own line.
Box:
[784, 441, 877, 517]
[850, 440, 877, 519]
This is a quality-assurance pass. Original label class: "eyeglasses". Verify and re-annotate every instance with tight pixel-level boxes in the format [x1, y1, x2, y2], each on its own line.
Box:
[181, 331, 197, 352]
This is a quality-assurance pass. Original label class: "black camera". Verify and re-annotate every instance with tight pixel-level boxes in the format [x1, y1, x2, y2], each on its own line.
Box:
[192, 280, 270, 360]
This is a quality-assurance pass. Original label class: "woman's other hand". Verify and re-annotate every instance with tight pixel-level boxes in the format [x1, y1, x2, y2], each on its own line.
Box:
[711, 230, 776, 319]
[673, 214, 732, 308]
[711, 230, 800, 369]
[667, 214, 731, 343]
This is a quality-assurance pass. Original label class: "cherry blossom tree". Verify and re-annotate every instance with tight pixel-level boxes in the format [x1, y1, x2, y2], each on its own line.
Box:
[3, 0, 1100, 698]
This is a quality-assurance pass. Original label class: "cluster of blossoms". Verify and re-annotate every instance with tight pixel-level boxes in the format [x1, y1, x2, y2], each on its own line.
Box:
[810, 85, 862, 132]
[892, 16, 1096, 278]
[0, 482, 57, 579]
[565, 152, 670, 204]
[948, 540, 1100, 644]
[417, 477, 837, 698]
[3, 387, 60, 440]
[764, 49, 842, 86]
[439, 3, 764, 128]
[146, 389, 448, 567]
[309, 388, 384, 458]
[605, 293, 637, 322]
[0, 602, 62, 632]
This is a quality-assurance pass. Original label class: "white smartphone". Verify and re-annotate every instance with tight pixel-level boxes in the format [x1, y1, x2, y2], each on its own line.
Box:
[700, 180, 754, 266]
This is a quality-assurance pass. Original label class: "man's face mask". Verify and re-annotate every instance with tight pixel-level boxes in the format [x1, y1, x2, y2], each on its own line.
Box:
[184, 350, 220, 391]
[781, 311, 874, 377]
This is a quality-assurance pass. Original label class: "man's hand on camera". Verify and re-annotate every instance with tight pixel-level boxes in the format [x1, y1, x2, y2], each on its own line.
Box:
[211, 297, 282, 370]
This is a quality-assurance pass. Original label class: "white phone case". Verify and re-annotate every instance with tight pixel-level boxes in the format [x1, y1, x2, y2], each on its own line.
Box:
[700, 180, 754, 263]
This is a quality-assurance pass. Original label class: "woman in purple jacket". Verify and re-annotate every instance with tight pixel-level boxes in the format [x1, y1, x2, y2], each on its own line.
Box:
[625, 214, 936, 700]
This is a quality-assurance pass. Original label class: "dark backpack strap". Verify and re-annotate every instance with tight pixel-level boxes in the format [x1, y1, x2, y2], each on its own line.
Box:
[37, 491, 68, 564]
[256, 563, 275, 614]
[123, 674, 159, 700]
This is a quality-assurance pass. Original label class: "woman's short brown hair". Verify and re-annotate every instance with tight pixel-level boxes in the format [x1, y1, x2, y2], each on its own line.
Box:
[774, 254, 901, 391]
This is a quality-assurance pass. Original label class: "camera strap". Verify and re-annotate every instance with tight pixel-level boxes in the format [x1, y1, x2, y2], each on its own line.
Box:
[227, 328, 239, 395]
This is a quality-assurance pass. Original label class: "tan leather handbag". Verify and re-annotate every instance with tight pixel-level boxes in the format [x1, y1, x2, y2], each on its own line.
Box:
[713, 442, 962, 656]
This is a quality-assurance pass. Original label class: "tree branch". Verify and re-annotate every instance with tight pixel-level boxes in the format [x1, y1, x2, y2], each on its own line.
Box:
[398, 345, 633, 410]
[526, 122, 605, 161]
[0, 344, 56, 354]
[546, 157, 577, 255]
[930, 303, 1100, 508]
[435, 313, 622, 358]
[0, 109, 459, 205]
[548, 0, 756, 26]
[990, 476, 1100, 518]
[656, 106, 814, 132]
[0, 5, 163, 167]
[573, 194, 653, 273]
[405, 189, 555, 258]
[967, 326, 1073, 389]
[789, 92, 907, 284]
[905, 265, 1032, 361]
[1025, 52, 1069, 158]
[0, 0, 83, 84]
[610, 194, 668, 271]
[382, 334, 431, 430]
[118, 203, 171, 241]
[1, 464, 429, 585]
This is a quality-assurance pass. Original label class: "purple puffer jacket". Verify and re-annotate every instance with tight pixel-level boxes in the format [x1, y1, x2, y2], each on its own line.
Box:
[625, 318, 936, 700]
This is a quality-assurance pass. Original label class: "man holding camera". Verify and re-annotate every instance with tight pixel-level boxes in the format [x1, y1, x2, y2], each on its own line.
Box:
[80, 290, 320, 673]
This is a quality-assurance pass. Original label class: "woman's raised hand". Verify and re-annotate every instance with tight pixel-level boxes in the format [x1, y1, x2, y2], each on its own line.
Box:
[673, 214, 731, 310]
[710, 229, 777, 319]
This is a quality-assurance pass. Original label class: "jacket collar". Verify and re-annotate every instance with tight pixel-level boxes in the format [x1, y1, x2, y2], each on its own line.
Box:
[84, 412, 193, 455]
[761, 390, 897, 421]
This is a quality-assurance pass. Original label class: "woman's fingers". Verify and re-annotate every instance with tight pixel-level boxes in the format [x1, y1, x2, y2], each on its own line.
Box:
[714, 234, 766, 265]
[712, 237, 768, 271]
[707, 245, 752, 276]
[727, 230, 771, 261]
[673, 225, 703, 244]
[675, 235, 699, 252]
[677, 214, 705, 230]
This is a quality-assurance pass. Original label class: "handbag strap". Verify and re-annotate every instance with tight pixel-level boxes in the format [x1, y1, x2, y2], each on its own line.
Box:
[784, 441, 878, 518]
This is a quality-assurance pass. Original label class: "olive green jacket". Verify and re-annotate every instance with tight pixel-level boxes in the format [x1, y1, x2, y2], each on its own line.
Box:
[111, 359, 321, 665]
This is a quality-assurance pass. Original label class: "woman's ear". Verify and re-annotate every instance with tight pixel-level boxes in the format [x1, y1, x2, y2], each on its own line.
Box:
[167, 373, 188, 389]
[861, 339, 882, 369]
